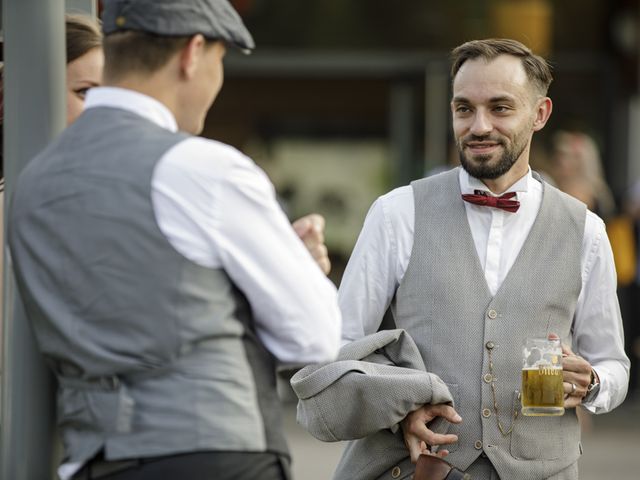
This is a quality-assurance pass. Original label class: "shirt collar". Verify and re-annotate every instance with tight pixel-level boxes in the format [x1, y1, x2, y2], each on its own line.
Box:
[84, 87, 178, 133]
[459, 167, 533, 196]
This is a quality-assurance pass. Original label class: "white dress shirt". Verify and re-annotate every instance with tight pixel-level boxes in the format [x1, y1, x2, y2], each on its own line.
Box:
[339, 167, 629, 414]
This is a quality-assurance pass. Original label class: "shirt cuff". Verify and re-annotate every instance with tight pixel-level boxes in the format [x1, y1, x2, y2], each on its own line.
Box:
[581, 365, 609, 413]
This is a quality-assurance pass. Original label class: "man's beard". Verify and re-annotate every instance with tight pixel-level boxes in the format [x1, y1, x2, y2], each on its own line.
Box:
[457, 135, 527, 180]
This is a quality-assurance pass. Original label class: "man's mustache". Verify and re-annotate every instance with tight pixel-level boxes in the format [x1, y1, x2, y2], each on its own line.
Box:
[461, 134, 504, 145]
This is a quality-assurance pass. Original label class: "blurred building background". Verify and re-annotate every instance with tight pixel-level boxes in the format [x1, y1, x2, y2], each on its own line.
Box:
[201, 0, 640, 283]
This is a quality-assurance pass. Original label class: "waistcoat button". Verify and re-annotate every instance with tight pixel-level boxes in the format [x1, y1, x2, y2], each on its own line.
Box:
[487, 309, 498, 319]
[391, 466, 401, 478]
[483, 373, 493, 383]
[474, 440, 483, 449]
[485, 341, 495, 350]
[482, 408, 492, 418]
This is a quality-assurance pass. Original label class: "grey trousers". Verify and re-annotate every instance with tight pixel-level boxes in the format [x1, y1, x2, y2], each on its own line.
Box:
[468, 456, 579, 480]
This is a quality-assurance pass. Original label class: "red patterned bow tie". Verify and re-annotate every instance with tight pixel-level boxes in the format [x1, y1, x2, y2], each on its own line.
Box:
[461, 190, 520, 213]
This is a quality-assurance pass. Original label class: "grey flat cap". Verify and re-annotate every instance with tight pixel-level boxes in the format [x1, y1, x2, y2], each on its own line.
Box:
[102, 0, 255, 53]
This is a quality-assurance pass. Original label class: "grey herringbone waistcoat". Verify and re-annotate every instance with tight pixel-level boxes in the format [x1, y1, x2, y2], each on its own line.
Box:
[392, 168, 585, 480]
[9, 107, 287, 466]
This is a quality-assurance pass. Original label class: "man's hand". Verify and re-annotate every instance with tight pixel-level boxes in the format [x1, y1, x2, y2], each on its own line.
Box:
[400, 404, 462, 463]
[292, 214, 330, 275]
[548, 333, 593, 408]
[560, 344, 593, 407]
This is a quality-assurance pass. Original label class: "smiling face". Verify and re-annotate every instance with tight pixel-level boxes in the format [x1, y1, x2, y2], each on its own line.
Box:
[451, 54, 551, 185]
[66, 46, 103, 125]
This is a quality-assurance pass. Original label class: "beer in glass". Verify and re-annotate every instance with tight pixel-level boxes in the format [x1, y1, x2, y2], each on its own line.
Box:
[521, 338, 564, 416]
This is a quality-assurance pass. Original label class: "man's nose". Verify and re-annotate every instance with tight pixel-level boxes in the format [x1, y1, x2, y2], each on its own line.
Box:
[469, 110, 492, 137]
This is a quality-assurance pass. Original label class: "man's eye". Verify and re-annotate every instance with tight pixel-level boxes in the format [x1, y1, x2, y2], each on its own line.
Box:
[455, 106, 470, 113]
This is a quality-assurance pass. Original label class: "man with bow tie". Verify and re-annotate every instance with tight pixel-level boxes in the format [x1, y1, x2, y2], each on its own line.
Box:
[337, 39, 629, 479]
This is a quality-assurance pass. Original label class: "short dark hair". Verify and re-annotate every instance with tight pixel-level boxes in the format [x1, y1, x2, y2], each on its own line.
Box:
[66, 14, 102, 64]
[451, 38, 553, 95]
[103, 31, 219, 82]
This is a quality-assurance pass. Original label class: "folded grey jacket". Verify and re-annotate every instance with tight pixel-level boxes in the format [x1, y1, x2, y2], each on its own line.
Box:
[290, 329, 454, 480]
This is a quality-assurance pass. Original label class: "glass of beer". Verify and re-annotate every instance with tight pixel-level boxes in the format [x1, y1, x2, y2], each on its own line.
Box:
[521, 338, 564, 416]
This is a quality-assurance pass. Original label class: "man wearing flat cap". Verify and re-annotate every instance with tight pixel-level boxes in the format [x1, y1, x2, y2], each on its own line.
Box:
[8, 1, 341, 479]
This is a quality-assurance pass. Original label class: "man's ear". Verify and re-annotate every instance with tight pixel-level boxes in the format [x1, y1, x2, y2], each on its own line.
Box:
[179, 34, 206, 80]
[533, 97, 553, 132]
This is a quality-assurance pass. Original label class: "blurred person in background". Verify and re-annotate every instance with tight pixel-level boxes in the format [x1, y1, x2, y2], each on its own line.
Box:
[332, 38, 629, 480]
[549, 130, 616, 221]
[7, 1, 341, 479]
